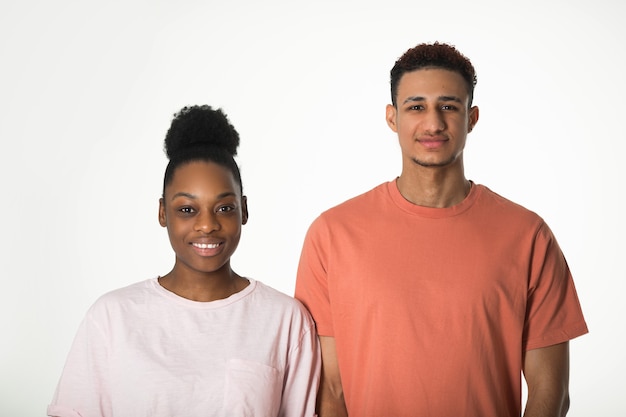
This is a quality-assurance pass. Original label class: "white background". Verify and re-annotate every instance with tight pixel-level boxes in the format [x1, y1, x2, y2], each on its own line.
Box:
[1, 0, 624, 415]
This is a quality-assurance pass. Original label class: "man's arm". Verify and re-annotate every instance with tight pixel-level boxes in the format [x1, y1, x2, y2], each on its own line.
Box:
[522, 341, 570, 417]
[317, 336, 348, 417]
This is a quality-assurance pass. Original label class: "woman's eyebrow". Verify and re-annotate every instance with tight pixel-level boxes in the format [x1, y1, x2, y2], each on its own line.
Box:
[170, 191, 237, 201]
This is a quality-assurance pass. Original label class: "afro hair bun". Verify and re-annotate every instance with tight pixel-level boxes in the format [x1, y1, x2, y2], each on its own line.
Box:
[164, 105, 240, 159]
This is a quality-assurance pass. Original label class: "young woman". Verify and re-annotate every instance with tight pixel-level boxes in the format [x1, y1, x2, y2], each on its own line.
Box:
[48, 105, 320, 417]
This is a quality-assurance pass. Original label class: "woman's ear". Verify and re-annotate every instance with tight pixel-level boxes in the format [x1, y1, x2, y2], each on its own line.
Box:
[241, 196, 249, 225]
[158, 198, 167, 227]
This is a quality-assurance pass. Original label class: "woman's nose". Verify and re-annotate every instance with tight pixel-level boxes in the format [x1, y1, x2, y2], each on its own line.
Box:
[194, 210, 220, 233]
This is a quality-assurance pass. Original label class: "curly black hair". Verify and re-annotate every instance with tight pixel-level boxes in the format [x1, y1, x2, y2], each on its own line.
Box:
[162, 105, 243, 195]
[390, 42, 477, 107]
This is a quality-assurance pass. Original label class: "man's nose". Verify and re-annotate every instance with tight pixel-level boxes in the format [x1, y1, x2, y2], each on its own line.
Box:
[423, 109, 445, 133]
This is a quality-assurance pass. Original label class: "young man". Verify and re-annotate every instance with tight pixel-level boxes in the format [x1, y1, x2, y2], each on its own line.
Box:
[295, 42, 588, 417]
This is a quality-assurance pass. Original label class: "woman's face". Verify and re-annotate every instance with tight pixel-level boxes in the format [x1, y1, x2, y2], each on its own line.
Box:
[159, 161, 247, 277]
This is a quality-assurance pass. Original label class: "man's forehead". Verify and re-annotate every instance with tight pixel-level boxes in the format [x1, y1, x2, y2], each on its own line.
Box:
[397, 69, 469, 100]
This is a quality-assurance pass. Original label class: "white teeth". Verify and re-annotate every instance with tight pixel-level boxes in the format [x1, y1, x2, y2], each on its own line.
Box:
[193, 243, 219, 249]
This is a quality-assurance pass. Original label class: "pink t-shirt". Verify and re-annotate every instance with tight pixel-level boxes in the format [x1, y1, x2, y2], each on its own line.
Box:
[49, 278, 320, 417]
[295, 181, 588, 417]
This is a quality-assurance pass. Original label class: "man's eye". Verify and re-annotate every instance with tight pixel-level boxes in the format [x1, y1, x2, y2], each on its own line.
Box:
[410, 105, 424, 111]
[179, 207, 194, 214]
[217, 205, 235, 213]
[441, 105, 457, 111]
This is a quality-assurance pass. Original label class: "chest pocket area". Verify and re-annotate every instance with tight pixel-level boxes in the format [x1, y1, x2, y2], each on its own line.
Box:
[223, 358, 282, 417]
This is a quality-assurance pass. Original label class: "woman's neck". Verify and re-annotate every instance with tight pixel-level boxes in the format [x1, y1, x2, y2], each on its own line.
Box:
[158, 266, 249, 302]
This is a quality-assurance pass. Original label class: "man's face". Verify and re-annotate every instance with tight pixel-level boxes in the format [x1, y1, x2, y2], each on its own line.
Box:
[386, 68, 479, 169]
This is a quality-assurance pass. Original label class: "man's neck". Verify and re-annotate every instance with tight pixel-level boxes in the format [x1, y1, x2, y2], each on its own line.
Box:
[396, 164, 470, 208]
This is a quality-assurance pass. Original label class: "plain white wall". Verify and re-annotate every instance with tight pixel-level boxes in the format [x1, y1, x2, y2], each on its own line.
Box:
[1, 0, 624, 415]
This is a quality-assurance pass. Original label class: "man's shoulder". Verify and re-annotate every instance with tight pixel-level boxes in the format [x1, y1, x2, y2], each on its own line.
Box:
[476, 184, 544, 224]
[320, 181, 390, 217]
[302, 182, 390, 241]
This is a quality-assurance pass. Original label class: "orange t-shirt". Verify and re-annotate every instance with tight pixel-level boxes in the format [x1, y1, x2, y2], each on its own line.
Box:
[295, 181, 588, 417]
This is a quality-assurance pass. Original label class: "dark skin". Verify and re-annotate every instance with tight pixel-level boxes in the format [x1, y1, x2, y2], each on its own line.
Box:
[158, 161, 249, 302]
[316, 68, 571, 416]
[523, 342, 570, 417]
[317, 336, 348, 417]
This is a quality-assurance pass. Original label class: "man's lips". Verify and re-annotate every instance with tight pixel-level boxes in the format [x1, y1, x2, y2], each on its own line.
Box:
[418, 137, 447, 149]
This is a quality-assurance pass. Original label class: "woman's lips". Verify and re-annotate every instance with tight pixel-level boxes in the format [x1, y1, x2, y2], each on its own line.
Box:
[191, 241, 223, 256]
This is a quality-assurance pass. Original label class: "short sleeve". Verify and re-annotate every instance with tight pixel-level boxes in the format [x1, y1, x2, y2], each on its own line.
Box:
[278, 310, 321, 417]
[295, 215, 334, 337]
[523, 222, 588, 351]
[48, 306, 112, 417]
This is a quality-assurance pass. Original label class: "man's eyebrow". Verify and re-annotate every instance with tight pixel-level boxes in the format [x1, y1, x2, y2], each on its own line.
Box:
[402, 96, 425, 104]
[402, 95, 463, 104]
[439, 95, 463, 103]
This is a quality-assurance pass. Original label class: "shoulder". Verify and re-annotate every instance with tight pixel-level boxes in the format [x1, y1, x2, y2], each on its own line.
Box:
[252, 281, 310, 311]
[309, 182, 389, 229]
[96, 278, 154, 302]
[326, 182, 388, 214]
[476, 184, 545, 226]
[251, 281, 315, 323]
[69, 279, 157, 338]
[87, 279, 156, 315]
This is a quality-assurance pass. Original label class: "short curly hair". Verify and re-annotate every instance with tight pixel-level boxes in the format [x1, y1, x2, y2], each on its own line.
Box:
[390, 42, 477, 107]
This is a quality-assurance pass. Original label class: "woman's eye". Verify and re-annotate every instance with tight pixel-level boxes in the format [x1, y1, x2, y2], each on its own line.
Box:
[217, 205, 235, 213]
[179, 207, 194, 214]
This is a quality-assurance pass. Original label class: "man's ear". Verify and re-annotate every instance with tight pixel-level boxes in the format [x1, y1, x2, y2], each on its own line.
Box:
[385, 104, 398, 133]
[468, 106, 479, 132]
[241, 195, 249, 225]
[158, 198, 167, 227]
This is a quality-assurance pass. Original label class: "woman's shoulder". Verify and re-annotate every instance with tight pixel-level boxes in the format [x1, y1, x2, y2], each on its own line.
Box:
[87, 278, 157, 313]
[250, 280, 313, 320]
[97, 277, 154, 299]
